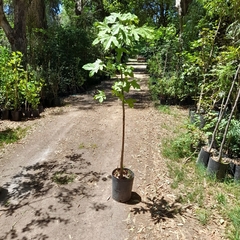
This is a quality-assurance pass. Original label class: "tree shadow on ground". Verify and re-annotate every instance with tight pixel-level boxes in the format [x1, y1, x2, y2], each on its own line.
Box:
[126, 192, 142, 205]
[132, 67, 147, 74]
[131, 196, 182, 224]
[90, 202, 108, 211]
[0, 229, 49, 240]
[0, 152, 105, 239]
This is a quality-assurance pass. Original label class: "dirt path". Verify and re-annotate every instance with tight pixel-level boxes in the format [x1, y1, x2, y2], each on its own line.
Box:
[0, 60, 225, 240]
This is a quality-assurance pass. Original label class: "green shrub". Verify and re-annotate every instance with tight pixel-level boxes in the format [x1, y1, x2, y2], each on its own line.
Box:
[228, 207, 240, 240]
[0, 127, 28, 147]
[0, 47, 44, 111]
[162, 123, 204, 161]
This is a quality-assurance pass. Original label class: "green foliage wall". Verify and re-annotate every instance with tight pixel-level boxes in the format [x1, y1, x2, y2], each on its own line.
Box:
[0, 46, 43, 111]
[147, 0, 240, 108]
[27, 25, 100, 104]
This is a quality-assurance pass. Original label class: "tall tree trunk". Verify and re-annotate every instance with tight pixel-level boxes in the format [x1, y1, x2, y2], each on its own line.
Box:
[96, 0, 107, 21]
[13, 0, 27, 54]
[0, 0, 15, 48]
[75, 0, 82, 15]
[27, 0, 47, 31]
[0, 0, 27, 54]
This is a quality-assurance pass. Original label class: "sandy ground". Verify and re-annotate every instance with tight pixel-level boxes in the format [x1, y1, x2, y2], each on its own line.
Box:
[0, 61, 225, 240]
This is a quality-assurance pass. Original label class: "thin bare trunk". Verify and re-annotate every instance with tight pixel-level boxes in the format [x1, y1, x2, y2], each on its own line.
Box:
[120, 86, 125, 179]
[197, 19, 221, 113]
[163, 51, 168, 77]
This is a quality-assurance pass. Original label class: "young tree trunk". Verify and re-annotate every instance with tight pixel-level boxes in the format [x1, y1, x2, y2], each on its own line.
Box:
[120, 85, 125, 179]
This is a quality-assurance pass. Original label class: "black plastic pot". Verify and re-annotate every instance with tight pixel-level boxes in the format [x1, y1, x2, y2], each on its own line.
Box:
[32, 109, 40, 118]
[24, 110, 31, 119]
[234, 164, 240, 182]
[112, 168, 134, 203]
[196, 146, 210, 167]
[189, 110, 205, 129]
[11, 110, 22, 121]
[1, 110, 10, 120]
[229, 162, 235, 176]
[38, 105, 44, 113]
[207, 157, 229, 181]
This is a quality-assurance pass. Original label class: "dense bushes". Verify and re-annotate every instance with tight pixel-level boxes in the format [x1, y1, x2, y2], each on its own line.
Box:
[27, 25, 102, 106]
[147, 1, 240, 110]
[0, 47, 43, 111]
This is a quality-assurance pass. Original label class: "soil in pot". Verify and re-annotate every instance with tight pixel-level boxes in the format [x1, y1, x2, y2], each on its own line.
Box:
[112, 168, 134, 203]
[207, 156, 229, 181]
[196, 146, 210, 167]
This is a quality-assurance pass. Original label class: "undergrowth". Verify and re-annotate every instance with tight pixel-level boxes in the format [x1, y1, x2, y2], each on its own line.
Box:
[0, 127, 28, 147]
[52, 172, 76, 185]
[161, 106, 240, 240]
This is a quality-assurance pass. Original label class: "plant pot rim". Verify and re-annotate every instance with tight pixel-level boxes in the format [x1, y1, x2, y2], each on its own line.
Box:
[112, 168, 134, 180]
[210, 156, 230, 164]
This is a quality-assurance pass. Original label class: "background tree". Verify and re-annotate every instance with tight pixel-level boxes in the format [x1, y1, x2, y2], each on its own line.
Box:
[0, 0, 27, 54]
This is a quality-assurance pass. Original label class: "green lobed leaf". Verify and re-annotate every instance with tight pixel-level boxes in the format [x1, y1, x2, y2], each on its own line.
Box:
[82, 59, 106, 77]
[94, 90, 106, 103]
[125, 98, 136, 108]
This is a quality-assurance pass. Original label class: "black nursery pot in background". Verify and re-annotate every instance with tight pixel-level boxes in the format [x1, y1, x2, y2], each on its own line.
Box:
[196, 146, 210, 167]
[207, 157, 229, 181]
[189, 109, 205, 129]
[234, 164, 240, 182]
[11, 110, 22, 121]
[1, 110, 10, 120]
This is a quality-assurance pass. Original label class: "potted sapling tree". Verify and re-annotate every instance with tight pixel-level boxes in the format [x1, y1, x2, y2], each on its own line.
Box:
[83, 12, 153, 202]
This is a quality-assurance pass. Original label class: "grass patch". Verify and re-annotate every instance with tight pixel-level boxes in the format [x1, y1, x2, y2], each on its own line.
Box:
[196, 208, 210, 225]
[52, 172, 76, 185]
[79, 143, 85, 149]
[228, 207, 240, 240]
[79, 142, 98, 150]
[160, 106, 240, 239]
[157, 105, 171, 114]
[0, 127, 28, 147]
